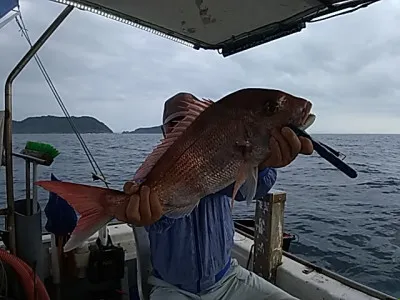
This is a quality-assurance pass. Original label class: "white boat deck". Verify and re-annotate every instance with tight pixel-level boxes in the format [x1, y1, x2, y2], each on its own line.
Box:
[17, 223, 393, 300]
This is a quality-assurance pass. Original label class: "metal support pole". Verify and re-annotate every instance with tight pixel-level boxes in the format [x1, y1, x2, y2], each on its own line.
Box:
[32, 162, 38, 214]
[25, 161, 31, 215]
[4, 5, 74, 254]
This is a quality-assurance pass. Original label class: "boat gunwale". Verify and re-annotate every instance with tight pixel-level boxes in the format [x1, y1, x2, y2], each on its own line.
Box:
[233, 225, 397, 300]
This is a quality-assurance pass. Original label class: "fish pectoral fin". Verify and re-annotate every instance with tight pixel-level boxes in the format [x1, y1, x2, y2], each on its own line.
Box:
[164, 202, 199, 219]
[240, 166, 258, 206]
[231, 163, 258, 209]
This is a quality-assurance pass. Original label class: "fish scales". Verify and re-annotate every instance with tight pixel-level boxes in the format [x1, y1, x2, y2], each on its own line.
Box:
[154, 118, 242, 214]
[158, 111, 236, 178]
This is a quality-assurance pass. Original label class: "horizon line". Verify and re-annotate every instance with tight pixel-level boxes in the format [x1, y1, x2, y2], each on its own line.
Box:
[116, 132, 400, 135]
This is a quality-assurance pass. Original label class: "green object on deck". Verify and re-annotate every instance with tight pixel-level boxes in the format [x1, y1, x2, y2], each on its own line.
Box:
[25, 141, 60, 159]
[20, 141, 60, 166]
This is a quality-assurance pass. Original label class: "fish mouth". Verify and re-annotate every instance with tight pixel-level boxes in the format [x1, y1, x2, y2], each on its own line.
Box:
[298, 101, 315, 131]
[299, 113, 316, 131]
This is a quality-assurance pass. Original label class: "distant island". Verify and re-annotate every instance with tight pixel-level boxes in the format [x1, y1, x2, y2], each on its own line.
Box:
[12, 116, 113, 134]
[122, 126, 162, 134]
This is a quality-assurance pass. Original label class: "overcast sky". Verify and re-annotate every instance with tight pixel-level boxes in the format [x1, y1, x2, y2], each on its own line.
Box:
[0, 0, 399, 133]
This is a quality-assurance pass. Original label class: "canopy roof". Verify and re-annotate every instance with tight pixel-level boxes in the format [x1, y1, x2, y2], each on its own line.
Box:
[52, 0, 380, 56]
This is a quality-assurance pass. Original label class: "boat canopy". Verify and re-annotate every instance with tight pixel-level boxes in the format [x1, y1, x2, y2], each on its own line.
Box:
[51, 0, 380, 56]
[0, 0, 18, 19]
[0, 0, 19, 30]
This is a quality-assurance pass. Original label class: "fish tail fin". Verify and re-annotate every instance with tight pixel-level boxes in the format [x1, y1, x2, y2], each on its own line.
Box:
[35, 180, 119, 252]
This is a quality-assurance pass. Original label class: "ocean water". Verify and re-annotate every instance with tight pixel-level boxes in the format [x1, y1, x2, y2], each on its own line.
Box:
[0, 133, 399, 297]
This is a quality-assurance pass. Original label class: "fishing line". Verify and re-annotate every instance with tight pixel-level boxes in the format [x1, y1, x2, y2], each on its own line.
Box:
[13, 10, 109, 188]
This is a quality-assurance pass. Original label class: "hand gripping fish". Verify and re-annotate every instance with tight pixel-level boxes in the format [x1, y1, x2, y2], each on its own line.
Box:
[35, 88, 315, 252]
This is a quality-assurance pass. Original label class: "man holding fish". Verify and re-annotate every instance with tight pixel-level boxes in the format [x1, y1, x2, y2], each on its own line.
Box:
[123, 92, 314, 300]
[36, 88, 315, 300]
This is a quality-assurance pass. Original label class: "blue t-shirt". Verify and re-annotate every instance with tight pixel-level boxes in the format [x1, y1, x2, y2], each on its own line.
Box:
[145, 167, 277, 293]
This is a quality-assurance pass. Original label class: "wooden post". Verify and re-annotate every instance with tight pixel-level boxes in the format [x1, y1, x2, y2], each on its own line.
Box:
[253, 190, 286, 283]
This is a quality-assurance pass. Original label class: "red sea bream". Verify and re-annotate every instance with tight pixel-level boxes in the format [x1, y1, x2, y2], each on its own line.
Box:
[36, 88, 315, 251]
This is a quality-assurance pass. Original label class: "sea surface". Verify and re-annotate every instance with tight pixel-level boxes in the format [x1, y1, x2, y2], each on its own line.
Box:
[0, 133, 399, 297]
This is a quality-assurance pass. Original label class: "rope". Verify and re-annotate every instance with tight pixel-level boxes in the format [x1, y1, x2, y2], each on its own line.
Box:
[13, 11, 109, 188]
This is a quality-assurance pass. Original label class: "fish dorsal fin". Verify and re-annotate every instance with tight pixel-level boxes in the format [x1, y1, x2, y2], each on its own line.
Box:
[133, 97, 214, 181]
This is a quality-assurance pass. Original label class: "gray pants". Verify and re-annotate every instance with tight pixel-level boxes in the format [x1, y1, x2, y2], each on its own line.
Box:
[148, 259, 299, 300]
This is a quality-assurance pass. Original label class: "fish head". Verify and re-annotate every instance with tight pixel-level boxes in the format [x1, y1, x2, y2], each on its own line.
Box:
[238, 89, 315, 164]
[257, 90, 314, 131]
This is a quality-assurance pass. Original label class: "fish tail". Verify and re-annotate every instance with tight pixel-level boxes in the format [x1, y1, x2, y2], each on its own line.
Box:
[35, 180, 124, 252]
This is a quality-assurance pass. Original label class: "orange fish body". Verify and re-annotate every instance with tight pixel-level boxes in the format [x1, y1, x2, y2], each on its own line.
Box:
[36, 88, 314, 252]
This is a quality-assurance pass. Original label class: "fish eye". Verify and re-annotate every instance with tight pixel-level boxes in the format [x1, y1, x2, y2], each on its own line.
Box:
[263, 99, 280, 116]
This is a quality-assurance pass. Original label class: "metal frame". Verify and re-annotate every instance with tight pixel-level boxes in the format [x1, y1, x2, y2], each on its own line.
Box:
[3, 5, 74, 254]
[219, 0, 381, 56]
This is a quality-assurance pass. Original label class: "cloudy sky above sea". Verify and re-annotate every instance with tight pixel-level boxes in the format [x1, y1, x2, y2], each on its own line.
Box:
[0, 0, 399, 133]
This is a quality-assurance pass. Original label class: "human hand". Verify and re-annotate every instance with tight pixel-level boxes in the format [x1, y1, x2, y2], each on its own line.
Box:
[259, 127, 314, 169]
[121, 182, 163, 226]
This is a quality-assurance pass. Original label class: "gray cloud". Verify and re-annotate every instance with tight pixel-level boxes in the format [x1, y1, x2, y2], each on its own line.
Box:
[0, 0, 399, 133]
